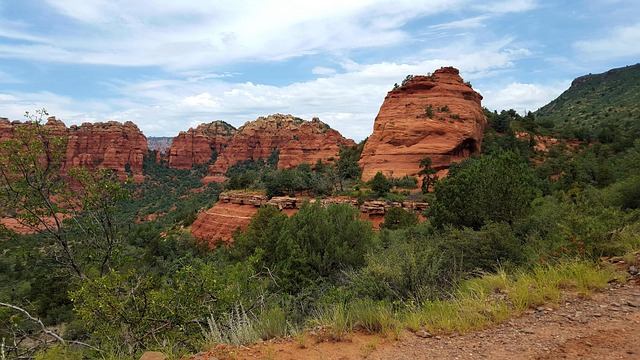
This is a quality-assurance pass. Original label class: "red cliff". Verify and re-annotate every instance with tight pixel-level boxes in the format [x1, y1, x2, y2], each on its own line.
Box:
[209, 114, 355, 175]
[359, 67, 487, 181]
[0, 117, 148, 175]
[66, 120, 148, 174]
[168, 121, 236, 170]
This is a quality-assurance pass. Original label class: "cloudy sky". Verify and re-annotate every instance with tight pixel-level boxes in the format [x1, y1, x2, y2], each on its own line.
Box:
[1, 0, 638, 141]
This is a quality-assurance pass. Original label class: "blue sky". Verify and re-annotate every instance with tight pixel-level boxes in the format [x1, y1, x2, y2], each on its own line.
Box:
[1, 0, 639, 141]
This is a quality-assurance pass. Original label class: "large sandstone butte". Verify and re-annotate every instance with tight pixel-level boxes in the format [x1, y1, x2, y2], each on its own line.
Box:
[167, 121, 236, 170]
[0, 117, 148, 175]
[359, 67, 487, 182]
[208, 114, 355, 175]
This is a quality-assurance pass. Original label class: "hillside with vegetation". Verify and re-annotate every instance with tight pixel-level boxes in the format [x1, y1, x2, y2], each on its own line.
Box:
[535, 63, 640, 146]
[1, 65, 640, 360]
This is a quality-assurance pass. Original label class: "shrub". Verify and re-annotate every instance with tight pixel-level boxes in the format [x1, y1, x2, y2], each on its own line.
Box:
[430, 151, 540, 229]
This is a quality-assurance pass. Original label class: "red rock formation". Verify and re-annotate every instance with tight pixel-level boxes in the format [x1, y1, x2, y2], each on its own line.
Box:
[208, 114, 355, 175]
[1, 117, 148, 175]
[65, 121, 148, 174]
[359, 67, 487, 182]
[190, 202, 261, 247]
[168, 121, 236, 170]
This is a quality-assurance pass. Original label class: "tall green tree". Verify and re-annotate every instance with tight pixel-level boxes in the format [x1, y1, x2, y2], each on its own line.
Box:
[334, 144, 363, 191]
[418, 156, 438, 193]
[368, 171, 391, 197]
[430, 151, 540, 229]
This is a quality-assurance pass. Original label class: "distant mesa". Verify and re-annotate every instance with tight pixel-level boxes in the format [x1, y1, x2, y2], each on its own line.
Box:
[359, 66, 487, 182]
[207, 114, 355, 175]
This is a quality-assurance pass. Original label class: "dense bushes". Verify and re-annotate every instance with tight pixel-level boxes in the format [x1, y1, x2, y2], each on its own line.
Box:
[232, 202, 375, 292]
[430, 151, 540, 229]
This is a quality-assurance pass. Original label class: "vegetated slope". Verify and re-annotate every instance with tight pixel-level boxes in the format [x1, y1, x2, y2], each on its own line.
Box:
[535, 63, 640, 140]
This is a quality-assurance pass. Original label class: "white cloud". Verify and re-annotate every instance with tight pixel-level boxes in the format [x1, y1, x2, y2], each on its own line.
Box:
[312, 66, 337, 75]
[428, 16, 489, 31]
[574, 23, 640, 60]
[479, 82, 569, 113]
[0, 0, 563, 141]
[0, 70, 21, 83]
[0, 0, 538, 70]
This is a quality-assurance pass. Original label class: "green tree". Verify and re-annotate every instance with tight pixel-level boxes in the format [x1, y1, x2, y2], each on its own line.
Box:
[418, 156, 439, 193]
[380, 207, 419, 230]
[334, 144, 363, 191]
[430, 151, 540, 229]
[368, 171, 391, 197]
[0, 110, 129, 279]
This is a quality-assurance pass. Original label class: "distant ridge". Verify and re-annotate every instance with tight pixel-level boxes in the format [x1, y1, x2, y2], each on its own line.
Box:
[147, 136, 173, 152]
[535, 63, 640, 140]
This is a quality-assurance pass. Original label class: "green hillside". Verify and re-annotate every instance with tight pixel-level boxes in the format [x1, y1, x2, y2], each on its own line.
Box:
[535, 63, 640, 143]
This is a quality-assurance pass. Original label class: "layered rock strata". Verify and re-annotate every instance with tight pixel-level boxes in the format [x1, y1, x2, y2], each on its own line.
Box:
[359, 67, 487, 182]
[0, 117, 148, 175]
[208, 114, 355, 175]
[168, 121, 236, 170]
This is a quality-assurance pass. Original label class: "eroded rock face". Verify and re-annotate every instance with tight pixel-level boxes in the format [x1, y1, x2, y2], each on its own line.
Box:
[0, 117, 148, 175]
[208, 114, 355, 175]
[66, 121, 148, 174]
[359, 67, 487, 182]
[168, 121, 236, 170]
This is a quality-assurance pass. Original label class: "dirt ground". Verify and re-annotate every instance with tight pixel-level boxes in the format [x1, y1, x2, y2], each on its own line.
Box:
[191, 280, 640, 360]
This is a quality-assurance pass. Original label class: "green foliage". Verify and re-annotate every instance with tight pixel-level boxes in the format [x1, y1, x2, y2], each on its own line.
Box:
[392, 175, 418, 189]
[535, 64, 640, 142]
[334, 144, 364, 191]
[34, 344, 83, 360]
[380, 207, 419, 230]
[231, 205, 288, 263]
[232, 202, 375, 293]
[72, 260, 222, 356]
[400, 74, 414, 87]
[267, 149, 280, 169]
[367, 171, 391, 197]
[425, 105, 434, 118]
[0, 111, 130, 280]
[430, 151, 540, 229]
[418, 156, 438, 193]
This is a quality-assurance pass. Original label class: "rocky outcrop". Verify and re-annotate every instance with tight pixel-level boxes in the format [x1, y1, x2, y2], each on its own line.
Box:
[66, 120, 148, 174]
[168, 121, 236, 170]
[208, 114, 355, 175]
[359, 67, 487, 182]
[0, 117, 148, 175]
[190, 192, 428, 247]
